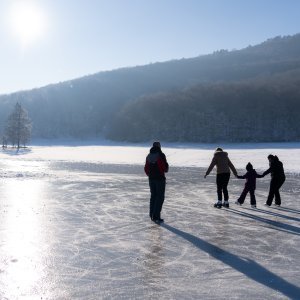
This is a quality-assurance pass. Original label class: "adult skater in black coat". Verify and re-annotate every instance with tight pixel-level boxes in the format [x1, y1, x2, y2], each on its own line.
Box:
[262, 155, 285, 207]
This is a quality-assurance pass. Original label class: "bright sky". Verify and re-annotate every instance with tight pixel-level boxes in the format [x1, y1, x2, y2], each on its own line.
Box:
[0, 0, 299, 95]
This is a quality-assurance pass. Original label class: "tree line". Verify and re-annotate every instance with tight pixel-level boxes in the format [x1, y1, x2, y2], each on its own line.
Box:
[107, 71, 300, 142]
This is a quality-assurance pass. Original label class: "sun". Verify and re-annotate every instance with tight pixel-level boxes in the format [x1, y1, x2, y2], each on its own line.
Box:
[9, 1, 47, 48]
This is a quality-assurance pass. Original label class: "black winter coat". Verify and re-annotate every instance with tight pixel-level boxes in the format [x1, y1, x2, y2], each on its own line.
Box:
[263, 159, 285, 179]
[144, 147, 169, 180]
[237, 169, 263, 190]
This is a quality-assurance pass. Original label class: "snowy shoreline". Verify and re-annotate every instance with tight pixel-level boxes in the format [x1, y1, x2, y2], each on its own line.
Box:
[1, 141, 300, 173]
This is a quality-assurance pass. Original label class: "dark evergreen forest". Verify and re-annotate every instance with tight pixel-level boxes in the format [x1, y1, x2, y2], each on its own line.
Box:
[108, 71, 300, 142]
[1, 34, 300, 142]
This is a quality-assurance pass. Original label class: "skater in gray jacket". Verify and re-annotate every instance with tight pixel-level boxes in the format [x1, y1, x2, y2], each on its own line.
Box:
[204, 148, 237, 208]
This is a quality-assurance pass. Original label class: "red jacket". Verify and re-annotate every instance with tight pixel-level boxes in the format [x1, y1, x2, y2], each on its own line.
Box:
[144, 148, 168, 179]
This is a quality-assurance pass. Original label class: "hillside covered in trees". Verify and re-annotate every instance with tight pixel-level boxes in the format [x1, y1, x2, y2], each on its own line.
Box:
[1, 34, 300, 142]
[108, 71, 300, 142]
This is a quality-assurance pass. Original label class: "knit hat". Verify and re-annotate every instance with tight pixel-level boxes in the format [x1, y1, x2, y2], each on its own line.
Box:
[153, 141, 161, 148]
[246, 162, 253, 171]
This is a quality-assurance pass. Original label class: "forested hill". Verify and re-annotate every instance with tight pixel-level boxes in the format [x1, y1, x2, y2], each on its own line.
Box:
[1, 34, 300, 141]
[108, 70, 300, 142]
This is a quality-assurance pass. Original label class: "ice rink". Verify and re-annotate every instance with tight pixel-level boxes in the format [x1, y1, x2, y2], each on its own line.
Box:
[0, 144, 299, 299]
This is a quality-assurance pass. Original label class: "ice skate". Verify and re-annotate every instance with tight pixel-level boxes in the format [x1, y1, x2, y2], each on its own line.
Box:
[153, 218, 164, 223]
[214, 201, 222, 209]
[223, 201, 229, 208]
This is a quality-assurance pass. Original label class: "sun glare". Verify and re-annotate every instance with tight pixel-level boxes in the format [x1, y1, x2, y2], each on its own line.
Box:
[9, 2, 47, 48]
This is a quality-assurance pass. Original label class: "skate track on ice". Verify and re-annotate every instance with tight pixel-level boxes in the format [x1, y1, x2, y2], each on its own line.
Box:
[0, 148, 299, 299]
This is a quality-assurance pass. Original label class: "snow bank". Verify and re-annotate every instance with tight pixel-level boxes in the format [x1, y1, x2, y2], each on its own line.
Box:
[1, 142, 300, 173]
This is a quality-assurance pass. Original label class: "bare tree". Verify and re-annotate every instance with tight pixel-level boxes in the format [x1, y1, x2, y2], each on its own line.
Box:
[5, 103, 32, 148]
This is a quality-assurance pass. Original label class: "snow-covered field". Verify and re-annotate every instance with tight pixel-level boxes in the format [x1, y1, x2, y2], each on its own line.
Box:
[2, 141, 300, 172]
[0, 143, 299, 299]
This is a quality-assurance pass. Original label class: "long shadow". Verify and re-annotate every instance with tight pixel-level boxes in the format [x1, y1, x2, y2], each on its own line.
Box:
[270, 206, 300, 215]
[242, 207, 300, 222]
[161, 223, 300, 299]
[226, 208, 300, 236]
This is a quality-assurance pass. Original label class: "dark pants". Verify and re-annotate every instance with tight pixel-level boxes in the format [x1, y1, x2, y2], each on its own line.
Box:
[149, 178, 166, 220]
[216, 173, 230, 201]
[266, 177, 285, 206]
[238, 187, 256, 205]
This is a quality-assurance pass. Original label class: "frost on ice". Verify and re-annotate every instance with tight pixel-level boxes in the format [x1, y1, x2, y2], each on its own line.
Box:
[0, 144, 299, 299]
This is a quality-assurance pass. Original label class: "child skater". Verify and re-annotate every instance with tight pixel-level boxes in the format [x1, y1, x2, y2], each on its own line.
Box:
[235, 162, 263, 208]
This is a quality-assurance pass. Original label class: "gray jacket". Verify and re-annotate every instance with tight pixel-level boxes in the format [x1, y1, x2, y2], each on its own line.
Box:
[205, 150, 237, 176]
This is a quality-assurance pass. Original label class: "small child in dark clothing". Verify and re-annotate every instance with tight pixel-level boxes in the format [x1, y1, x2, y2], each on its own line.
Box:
[235, 162, 263, 208]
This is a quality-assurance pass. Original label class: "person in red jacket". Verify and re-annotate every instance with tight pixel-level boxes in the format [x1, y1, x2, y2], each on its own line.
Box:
[144, 141, 169, 223]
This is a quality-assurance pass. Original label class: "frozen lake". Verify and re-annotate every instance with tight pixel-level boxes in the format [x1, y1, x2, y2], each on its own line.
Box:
[0, 144, 299, 299]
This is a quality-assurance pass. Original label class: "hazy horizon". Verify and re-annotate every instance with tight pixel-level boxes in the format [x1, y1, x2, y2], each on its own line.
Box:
[1, 33, 294, 96]
[1, 0, 300, 94]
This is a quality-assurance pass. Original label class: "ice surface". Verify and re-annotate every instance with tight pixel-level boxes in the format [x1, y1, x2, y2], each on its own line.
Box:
[0, 144, 299, 299]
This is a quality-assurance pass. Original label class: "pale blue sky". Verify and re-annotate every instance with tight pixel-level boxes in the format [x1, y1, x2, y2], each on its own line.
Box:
[0, 0, 299, 94]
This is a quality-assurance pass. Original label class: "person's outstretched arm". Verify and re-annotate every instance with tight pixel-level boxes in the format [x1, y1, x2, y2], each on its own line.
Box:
[262, 166, 272, 177]
[237, 174, 246, 179]
[256, 173, 264, 178]
[205, 157, 216, 178]
[228, 158, 238, 176]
